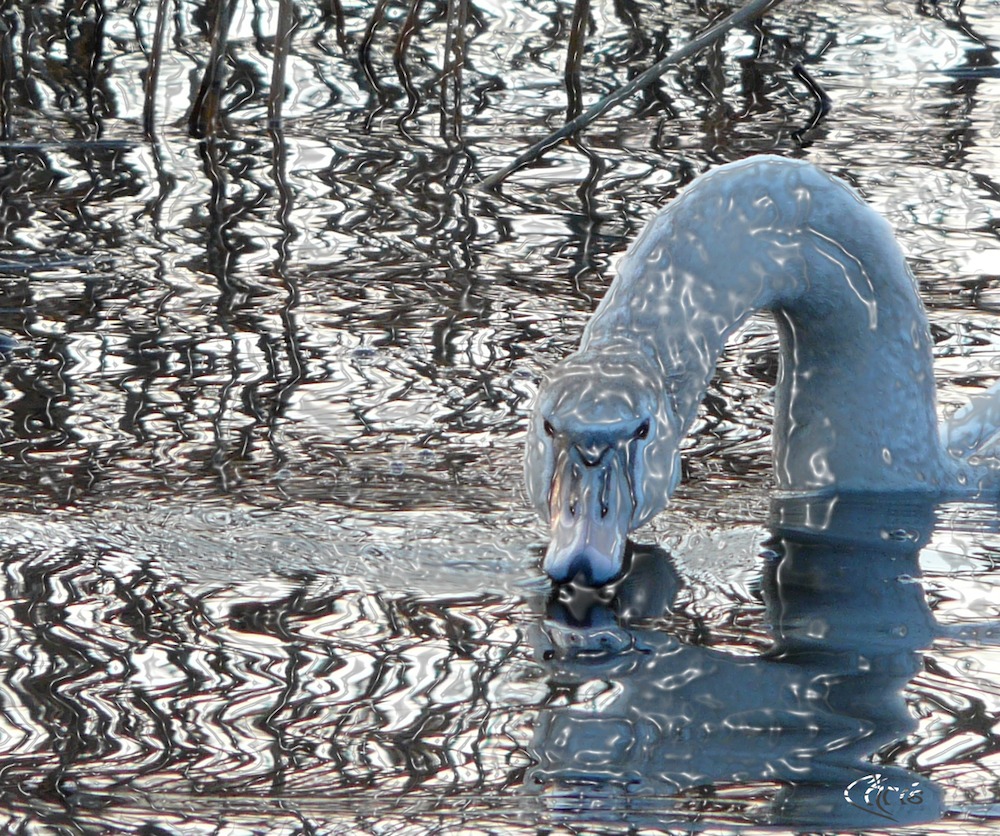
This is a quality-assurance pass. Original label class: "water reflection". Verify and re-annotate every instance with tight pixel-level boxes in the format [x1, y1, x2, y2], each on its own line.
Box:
[0, 507, 543, 828]
[0, 494, 998, 830]
[529, 495, 947, 829]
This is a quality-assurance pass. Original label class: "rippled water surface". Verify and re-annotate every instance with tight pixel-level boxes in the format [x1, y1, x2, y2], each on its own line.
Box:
[2, 0, 1000, 832]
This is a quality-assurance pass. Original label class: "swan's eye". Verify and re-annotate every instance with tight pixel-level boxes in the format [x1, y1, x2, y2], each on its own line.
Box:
[634, 419, 650, 440]
[543, 419, 555, 438]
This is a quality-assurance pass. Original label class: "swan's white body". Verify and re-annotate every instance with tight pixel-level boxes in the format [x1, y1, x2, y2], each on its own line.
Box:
[525, 155, 997, 585]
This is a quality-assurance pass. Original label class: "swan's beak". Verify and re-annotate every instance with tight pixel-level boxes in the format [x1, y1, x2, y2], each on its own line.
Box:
[543, 444, 634, 586]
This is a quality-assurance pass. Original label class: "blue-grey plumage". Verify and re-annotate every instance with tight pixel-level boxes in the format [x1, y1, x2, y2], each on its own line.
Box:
[526, 155, 996, 585]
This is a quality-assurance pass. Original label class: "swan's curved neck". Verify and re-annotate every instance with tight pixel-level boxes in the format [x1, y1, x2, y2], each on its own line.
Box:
[581, 157, 947, 492]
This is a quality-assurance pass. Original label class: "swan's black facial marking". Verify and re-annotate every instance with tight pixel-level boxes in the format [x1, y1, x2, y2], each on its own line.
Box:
[524, 350, 681, 586]
[542, 418, 652, 585]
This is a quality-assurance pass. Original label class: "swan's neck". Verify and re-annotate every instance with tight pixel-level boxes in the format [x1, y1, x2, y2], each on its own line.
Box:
[581, 157, 947, 492]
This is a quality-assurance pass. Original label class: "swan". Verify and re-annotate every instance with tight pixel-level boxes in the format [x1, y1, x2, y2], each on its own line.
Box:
[525, 155, 1000, 585]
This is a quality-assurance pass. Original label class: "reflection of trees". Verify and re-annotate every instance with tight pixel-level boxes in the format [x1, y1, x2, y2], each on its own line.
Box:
[0, 538, 541, 828]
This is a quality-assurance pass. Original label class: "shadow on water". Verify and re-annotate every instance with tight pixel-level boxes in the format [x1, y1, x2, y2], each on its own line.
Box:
[528, 495, 963, 830]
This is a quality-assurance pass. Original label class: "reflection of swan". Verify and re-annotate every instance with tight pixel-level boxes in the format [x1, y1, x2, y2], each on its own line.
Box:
[527, 495, 943, 830]
[525, 155, 1000, 584]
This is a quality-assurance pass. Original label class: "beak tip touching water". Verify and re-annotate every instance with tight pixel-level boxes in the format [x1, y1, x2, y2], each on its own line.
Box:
[542, 444, 636, 587]
[542, 539, 626, 587]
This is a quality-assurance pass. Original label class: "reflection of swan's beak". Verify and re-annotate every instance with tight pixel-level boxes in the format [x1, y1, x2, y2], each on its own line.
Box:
[544, 445, 633, 585]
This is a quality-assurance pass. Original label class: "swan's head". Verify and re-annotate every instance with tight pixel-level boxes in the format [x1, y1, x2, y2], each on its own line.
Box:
[525, 349, 682, 585]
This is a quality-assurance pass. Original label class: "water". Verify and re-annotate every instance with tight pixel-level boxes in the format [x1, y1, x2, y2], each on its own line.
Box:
[0, 0, 1000, 832]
